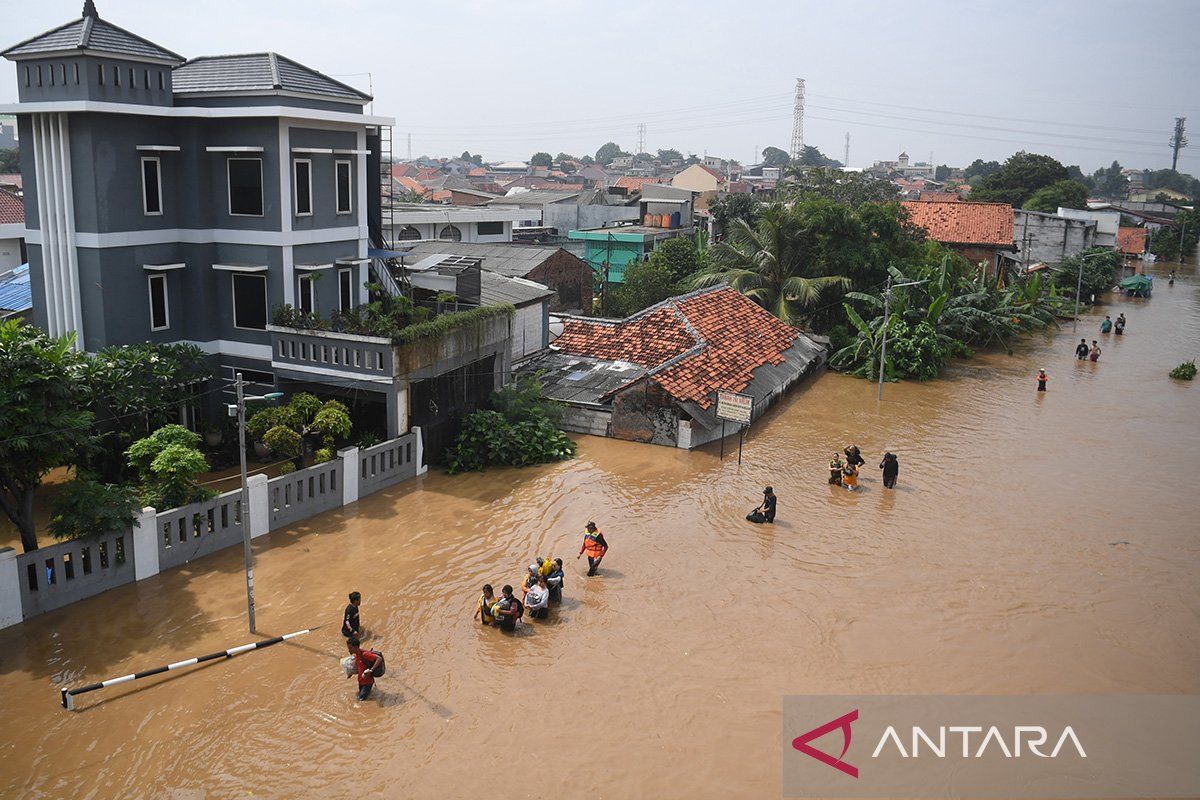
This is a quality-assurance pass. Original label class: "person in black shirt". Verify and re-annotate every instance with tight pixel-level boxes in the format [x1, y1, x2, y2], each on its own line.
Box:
[342, 591, 363, 638]
[879, 452, 899, 489]
[1075, 338, 1090, 360]
[760, 486, 777, 523]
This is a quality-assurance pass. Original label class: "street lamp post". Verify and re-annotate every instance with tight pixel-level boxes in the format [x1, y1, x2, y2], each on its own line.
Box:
[1072, 251, 1104, 333]
[877, 276, 927, 401]
[229, 373, 282, 633]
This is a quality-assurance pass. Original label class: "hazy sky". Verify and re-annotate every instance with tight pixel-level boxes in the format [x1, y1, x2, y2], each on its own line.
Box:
[2, 0, 1198, 173]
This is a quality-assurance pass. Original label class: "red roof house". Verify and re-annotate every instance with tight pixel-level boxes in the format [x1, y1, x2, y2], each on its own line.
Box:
[1117, 226, 1147, 256]
[901, 200, 1016, 275]
[613, 175, 663, 193]
[529, 285, 826, 448]
[0, 188, 24, 226]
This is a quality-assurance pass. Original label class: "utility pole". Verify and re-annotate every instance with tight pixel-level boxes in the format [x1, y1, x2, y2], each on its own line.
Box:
[789, 78, 806, 161]
[1072, 251, 1103, 333]
[1169, 117, 1188, 172]
[230, 375, 282, 633]
[406, 132, 412, 161]
[877, 277, 926, 401]
[844, 132, 850, 168]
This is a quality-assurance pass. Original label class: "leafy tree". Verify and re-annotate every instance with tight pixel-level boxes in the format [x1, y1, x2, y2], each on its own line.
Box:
[970, 152, 1069, 207]
[786, 166, 900, 207]
[81, 343, 212, 482]
[1065, 164, 1094, 191]
[445, 375, 575, 474]
[647, 236, 705, 284]
[963, 159, 1002, 183]
[611, 258, 678, 316]
[595, 142, 628, 163]
[0, 148, 19, 173]
[1149, 227, 1181, 261]
[656, 148, 683, 163]
[48, 480, 139, 541]
[1144, 169, 1200, 199]
[1054, 247, 1120, 301]
[693, 203, 853, 325]
[1092, 161, 1129, 200]
[247, 393, 352, 469]
[761, 146, 791, 167]
[934, 164, 953, 181]
[125, 425, 214, 509]
[579, 155, 595, 166]
[1024, 179, 1089, 213]
[708, 192, 759, 233]
[795, 145, 841, 168]
[0, 322, 95, 552]
[684, 153, 701, 166]
[530, 152, 553, 167]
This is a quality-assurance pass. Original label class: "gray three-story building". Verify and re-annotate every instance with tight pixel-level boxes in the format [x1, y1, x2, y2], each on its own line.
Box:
[1, 3, 504, 440]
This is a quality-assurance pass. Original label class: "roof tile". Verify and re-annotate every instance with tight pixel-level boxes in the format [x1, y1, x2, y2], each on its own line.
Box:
[901, 200, 1014, 247]
[0, 189, 24, 225]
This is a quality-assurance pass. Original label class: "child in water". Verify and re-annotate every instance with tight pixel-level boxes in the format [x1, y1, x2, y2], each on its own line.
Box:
[842, 460, 859, 491]
[1036, 369, 1049, 391]
[829, 454, 844, 485]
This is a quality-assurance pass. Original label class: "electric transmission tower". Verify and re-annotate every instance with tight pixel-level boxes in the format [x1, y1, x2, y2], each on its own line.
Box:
[844, 132, 850, 168]
[789, 78, 805, 161]
[636, 123, 646, 155]
[1170, 117, 1188, 172]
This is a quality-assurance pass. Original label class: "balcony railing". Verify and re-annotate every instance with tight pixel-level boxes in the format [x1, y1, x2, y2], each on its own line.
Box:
[268, 325, 395, 382]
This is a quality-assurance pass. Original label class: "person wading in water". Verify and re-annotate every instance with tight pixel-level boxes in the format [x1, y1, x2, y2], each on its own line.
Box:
[879, 452, 899, 489]
[577, 521, 609, 576]
[829, 454, 844, 485]
[1075, 338, 1090, 360]
[1115, 314, 1126, 335]
[1036, 368, 1049, 392]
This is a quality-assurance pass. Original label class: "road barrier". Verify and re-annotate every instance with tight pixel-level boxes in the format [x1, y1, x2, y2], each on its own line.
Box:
[59, 626, 319, 710]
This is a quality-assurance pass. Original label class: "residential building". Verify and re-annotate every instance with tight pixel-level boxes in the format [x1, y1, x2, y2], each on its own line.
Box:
[1060, 206, 1121, 249]
[0, 263, 32, 321]
[0, 174, 21, 194]
[1117, 226, 1148, 258]
[0, 116, 17, 149]
[2, 3, 512, 452]
[671, 163, 725, 194]
[867, 151, 936, 179]
[1012, 209, 1096, 268]
[0, 188, 25, 269]
[383, 204, 529, 243]
[612, 175, 662, 194]
[478, 271, 555, 363]
[901, 200, 1016, 275]
[523, 285, 826, 448]
[488, 188, 638, 235]
[389, 241, 593, 313]
[489, 160, 529, 176]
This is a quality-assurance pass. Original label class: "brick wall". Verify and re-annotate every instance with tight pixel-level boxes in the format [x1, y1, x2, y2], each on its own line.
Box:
[610, 379, 679, 446]
[527, 249, 594, 313]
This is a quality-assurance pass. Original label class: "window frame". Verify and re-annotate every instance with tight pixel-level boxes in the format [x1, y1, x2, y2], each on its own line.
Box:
[438, 224, 462, 242]
[293, 159, 313, 217]
[476, 220, 504, 236]
[231, 273, 268, 331]
[141, 156, 163, 216]
[334, 159, 352, 215]
[147, 273, 170, 331]
[298, 274, 316, 315]
[338, 267, 353, 312]
[98, 63, 104, 86]
[227, 157, 265, 218]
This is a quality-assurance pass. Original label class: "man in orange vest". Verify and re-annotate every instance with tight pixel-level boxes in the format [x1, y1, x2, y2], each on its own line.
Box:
[577, 521, 609, 577]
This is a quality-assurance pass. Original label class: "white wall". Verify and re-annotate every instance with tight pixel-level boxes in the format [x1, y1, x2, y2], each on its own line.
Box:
[0, 236, 22, 270]
[511, 301, 547, 363]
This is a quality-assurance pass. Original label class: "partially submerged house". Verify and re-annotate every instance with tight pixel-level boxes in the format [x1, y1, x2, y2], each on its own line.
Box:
[522, 285, 826, 449]
[901, 200, 1016, 276]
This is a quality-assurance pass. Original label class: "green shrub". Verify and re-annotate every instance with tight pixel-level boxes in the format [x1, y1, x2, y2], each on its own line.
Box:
[1170, 360, 1197, 381]
[125, 425, 215, 509]
[272, 304, 329, 330]
[48, 480, 140, 541]
[445, 410, 576, 474]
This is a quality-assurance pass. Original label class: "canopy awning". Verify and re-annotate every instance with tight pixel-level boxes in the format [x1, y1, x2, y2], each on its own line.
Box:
[368, 248, 411, 260]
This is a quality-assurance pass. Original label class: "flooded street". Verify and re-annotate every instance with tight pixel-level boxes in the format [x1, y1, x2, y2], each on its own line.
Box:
[1, 263, 1197, 799]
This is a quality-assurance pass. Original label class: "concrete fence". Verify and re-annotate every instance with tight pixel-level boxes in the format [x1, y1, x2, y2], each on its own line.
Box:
[0, 429, 426, 629]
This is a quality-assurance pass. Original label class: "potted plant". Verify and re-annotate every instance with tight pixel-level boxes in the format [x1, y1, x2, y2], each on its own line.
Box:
[204, 424, 224, 448]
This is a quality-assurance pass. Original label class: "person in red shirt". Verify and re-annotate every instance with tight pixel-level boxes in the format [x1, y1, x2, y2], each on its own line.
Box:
[346, 637, 381, 701]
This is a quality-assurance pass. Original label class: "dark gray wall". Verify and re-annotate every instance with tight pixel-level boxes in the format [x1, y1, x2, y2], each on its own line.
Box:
[289, 127, 359, 232]
[180, 95, 363, 114]
[15, 56, 174, 106]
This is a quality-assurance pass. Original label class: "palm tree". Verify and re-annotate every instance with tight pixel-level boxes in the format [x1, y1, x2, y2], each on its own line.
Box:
[693, 204, 850, 325]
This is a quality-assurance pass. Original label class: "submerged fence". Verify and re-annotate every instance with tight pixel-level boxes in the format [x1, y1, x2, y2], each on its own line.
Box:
[0, 429, 424, 630]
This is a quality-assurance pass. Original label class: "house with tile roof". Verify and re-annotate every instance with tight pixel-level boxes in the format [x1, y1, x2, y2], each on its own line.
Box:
[901, 200, 1016, 276]
[0, 188, 27, 269]
[521, 285, 826, 448]
[1117, 226, 1148, 257]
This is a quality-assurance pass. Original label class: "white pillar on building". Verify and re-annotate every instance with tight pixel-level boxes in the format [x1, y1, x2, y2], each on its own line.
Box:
[0, 547, 23, 629]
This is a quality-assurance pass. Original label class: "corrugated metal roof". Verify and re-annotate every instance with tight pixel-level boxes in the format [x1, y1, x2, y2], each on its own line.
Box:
[479, 270, 555, 307]
[172, 53, 371, 101]
[2, 13, 184, 63]
[488, 190, 583, 206]
[0, 264, 32, 314]
[397, 242, 576, 279]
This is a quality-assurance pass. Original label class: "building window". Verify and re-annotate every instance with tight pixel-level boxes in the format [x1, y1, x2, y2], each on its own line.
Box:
[232, 273, 267, 330]
[438, 225, 462, 242]
[294, 159, 312, 216]
[158, 71, 165, 90]
[143, 69, 150, 90]
[335, 160, 352, 214]
[60, 64, 67, 85]
[397, 225, 421, 241]
[129, 68, 135, 87]
[298, 275, 316, 314]
[148, 273, 169, 330]
[23, 66, 29, 87]
[73, 63, 79, 84]
[98, 63, 104, 85]
[37, 65, 42, 87]
[338, 267, 353, 311]
[49, 64, 55, 86]
[477, 221, 504, 236]
[113, 65, 120, 86]
[228, 158, 264, 217]
[141, 157, 162, 215]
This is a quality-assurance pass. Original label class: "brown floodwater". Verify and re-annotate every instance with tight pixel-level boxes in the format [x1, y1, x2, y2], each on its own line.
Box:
[2, 263, 1197, 799]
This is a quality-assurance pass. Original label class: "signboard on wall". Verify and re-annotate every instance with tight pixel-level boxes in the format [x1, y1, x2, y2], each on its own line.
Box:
[716, 391, 753, 425]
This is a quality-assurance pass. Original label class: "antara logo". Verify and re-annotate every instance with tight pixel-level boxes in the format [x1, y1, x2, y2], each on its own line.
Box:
[792, 709, 1088, 779]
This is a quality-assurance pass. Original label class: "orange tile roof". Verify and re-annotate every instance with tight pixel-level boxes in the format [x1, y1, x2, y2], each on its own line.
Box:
[554, 286, 799, 408]
[1117, 226, 1147, 255]
[918, 191, 960, 202]
[613, 175, 663, 191]
[396, 176, 426, 195]
[0, 189, 24, 225]
[900, 200, 1014, 247]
